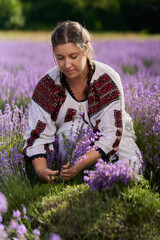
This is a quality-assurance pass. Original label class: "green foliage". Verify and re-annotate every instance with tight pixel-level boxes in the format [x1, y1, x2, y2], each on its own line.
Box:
[121, 64, 138, 74]
[142, 58, 154, 67]
[1, 0, 160, 32]
[120, 0, 160, 33]
[23, 179, 160, 240]
[0, 0, 25, 29]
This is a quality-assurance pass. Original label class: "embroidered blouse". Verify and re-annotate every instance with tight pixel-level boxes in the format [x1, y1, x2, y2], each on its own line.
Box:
[23, 61, 141, 170]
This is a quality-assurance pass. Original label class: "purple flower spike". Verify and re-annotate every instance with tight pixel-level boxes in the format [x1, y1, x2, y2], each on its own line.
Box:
[0, 223, 5, 230]
[13, 210, 21, 219]
[0, 192, 8, 213]
[50, 233, 61, 240]
[33, 228, 41, 236]
[17, 224, 27, 236]
[22, 204, 27, 215]
[84, 159, 136, 191]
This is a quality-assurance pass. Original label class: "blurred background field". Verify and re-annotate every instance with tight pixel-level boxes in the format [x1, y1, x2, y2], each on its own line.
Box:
[0, 30, 160, 42]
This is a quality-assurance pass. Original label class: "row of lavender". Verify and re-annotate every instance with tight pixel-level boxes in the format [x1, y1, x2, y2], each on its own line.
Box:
[0, 40, 159, 183]
[0, 40, 159, 104]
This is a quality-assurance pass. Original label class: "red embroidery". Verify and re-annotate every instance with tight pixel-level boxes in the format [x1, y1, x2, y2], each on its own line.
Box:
[44, 143, 50, 152]
[32, 74, 66, 120]
[93, 119, 101, 133]
[88, 74, 120, 117]
[65, 108, 77, 122]
[114, 110, 122, 128]
[107, 110, 123, 158]
[23, 120, 46, 157]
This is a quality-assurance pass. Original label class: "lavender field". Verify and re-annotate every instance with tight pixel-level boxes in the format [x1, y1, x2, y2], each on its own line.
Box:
[0, 38, 160, 239]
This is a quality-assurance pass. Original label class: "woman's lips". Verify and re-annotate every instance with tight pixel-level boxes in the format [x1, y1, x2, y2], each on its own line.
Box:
[65, 70, 75, 74]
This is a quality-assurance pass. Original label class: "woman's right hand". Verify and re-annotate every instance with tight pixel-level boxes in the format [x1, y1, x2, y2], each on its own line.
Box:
[37, 168, 59, 183]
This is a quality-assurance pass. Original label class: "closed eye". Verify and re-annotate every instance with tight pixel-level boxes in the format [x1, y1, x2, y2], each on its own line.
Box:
[71, 55, 77, 59]
[56, 52, 78, 61]
[57, 57, 64, 60]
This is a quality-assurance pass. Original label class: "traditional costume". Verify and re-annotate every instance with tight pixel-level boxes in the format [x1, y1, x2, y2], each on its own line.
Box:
[23, 61, 142, 173]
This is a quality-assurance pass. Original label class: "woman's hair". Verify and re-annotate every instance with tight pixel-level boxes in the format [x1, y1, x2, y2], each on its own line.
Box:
[51, 20, 94, 61]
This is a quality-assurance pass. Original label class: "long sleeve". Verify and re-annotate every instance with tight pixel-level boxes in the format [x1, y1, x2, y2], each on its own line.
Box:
[92, 101, 123, 160]
[23, 71, 66, 160]
[88, 62, 125, 161]
[23, 99, 56, 160]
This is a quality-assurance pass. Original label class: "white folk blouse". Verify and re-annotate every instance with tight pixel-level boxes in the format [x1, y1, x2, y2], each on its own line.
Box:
[23, 61, 142, 173]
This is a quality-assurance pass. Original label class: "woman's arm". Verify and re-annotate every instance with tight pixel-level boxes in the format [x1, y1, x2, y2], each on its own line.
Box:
[60, 149, 101, 181]
[32, 157, 59, 183]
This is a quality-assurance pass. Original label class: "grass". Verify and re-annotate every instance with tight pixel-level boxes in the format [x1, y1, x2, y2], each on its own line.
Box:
[15, 177, 160, 240]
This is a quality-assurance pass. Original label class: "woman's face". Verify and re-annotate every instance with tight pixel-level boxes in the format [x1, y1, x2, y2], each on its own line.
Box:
[54, 43, 88, 80]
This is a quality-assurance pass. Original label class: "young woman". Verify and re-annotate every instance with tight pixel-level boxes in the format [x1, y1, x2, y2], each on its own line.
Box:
[23, 21, 142, 183]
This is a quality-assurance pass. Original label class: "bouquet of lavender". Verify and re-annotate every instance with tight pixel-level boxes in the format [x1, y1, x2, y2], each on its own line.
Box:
[84, 159, 136, 191]
[60, 125, 99, 168]
[47, 114, 100, 178]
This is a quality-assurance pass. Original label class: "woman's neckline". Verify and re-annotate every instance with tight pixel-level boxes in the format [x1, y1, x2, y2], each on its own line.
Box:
[61, 62, 95, 103]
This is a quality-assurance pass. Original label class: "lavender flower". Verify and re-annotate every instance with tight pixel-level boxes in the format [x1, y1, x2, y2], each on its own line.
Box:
[13, 210, 21, 219]
[84, 159, 136, 191]
[59, 117, 98, 169]
[33, 228, 41, 236]
[8, 219, 19, 231]
[22, 205, 27, 215]
[0, 192, 8, 213]
[0, 143, 25, 179]
[17, 224, 27, 237]
[0, 229, 8, 239]
[50, 233, 61, 240]
[0, 193, 42, 240]
[0, 223, 5, 230]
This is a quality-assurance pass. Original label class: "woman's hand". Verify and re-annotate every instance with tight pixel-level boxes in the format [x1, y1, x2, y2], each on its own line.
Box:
[60, 162, 81, 181]
[37, 168, 59, 183]
[60, 150, 101, 181]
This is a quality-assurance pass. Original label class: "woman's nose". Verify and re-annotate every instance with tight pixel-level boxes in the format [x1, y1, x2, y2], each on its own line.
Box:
[64, 58, 71, 69]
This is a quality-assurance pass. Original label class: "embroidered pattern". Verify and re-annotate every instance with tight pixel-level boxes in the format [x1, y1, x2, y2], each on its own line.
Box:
[93, 119, 101, 133]
[88, 73, 120, 117]
[106, 110, 123, 159]
[44, 143, 50, 152]
[32, 74, 66, 120]
[23, 120, 46, 158]
[65, 108, 77, 122]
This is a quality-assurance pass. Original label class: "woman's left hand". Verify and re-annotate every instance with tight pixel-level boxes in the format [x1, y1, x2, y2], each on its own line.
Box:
[60, 162, 81, 181]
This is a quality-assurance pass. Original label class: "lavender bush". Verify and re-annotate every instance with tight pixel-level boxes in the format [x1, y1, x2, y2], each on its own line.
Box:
[0, 192, 40, 239]
[0, 40, 159, 106]
[0, 100, 29, 146]
[84, 159, 136, 191]
[0, 101, 29, 184]
[0, 192, 61, 240]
